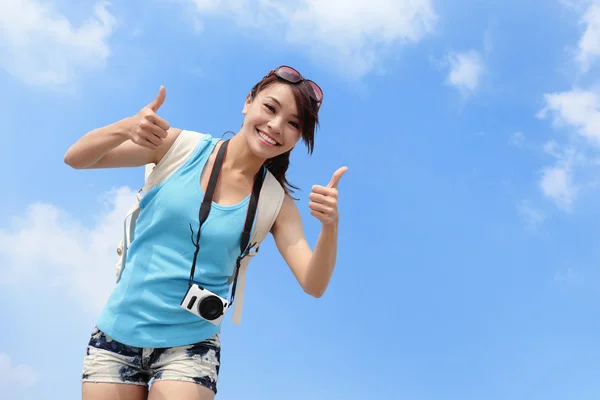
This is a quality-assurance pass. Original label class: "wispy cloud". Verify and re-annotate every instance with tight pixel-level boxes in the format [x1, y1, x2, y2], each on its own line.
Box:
[535, 89, 600, 210]
[0, 0, 117, 87]
[536, 140, 579, 210]
[509, 131, 526, 148]
[533, 2, 600, 211]
[517, 201, 546, 229]
[445, 50, 485, 96]
[539, 164, 577, 210]
[0, 352, 38, 389]
[554, 267, 584, 288]
[0, 187, 136, 312]
[184, 0, 438, 78]
[577, 3, 600, 72]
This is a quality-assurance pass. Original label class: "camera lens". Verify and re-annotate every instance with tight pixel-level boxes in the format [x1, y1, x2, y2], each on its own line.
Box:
[198, 296, 224, 321]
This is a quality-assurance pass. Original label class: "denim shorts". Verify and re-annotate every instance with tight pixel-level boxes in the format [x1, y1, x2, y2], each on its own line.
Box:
[81, 326, 221, 394]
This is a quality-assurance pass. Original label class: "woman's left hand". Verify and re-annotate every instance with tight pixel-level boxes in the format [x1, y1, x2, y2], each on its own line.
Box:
[308, 166, 348, 226]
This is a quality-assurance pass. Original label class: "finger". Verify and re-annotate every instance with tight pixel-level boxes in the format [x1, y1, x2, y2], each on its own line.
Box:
[142, 131, 162, 147]
[308, 201, 332, 214]
[148, 123, 168, 139]
[308, 192, 336, 206]
[134, 137, 158, 150]
[310, 209, 327, 221]
[147, 113, 170, 131]
[147, 85, 166, 112]
[312, 185, 338, 198]
[327, 166, 348, 188]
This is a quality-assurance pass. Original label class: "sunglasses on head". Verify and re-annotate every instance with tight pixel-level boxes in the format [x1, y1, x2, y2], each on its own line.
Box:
[267, 66, 323, 109]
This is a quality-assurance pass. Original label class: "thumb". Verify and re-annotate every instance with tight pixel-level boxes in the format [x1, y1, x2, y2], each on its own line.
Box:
[147, 85, 166, 112]
[327, 166, 348, 188]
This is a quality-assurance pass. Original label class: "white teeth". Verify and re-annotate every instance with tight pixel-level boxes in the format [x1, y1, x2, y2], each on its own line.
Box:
[258, 130, 277, 145]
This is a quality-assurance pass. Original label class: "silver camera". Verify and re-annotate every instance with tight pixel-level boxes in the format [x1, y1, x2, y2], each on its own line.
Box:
[180, 284, 229, 326]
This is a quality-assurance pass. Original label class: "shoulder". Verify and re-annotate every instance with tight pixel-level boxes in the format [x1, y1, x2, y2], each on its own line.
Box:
[272, 193, 300, 233]
[155, 128, 213, 164]
[279, 194, 298, 216]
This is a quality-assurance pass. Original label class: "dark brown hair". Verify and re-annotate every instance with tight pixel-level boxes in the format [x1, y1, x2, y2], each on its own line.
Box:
[248, 73, 320, 198]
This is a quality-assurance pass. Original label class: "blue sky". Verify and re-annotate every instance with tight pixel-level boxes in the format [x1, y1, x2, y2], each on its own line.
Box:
[2, 0, 600, 399]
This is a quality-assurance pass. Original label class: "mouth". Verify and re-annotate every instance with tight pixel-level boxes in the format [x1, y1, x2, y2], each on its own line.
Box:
[256, 129, 281, 147]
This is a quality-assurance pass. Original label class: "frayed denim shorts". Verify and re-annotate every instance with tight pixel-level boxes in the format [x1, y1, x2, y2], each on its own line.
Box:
[81, 326, 221, 394]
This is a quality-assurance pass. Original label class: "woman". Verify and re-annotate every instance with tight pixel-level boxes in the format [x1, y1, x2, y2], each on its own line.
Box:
[64, 66, 346, 400]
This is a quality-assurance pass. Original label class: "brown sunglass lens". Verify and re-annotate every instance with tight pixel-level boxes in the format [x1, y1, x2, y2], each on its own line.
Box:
[307, 81, 323, 101]
[277, 66, 302, 83]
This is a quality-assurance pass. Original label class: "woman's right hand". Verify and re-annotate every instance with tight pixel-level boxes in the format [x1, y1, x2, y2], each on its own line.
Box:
[64, 86, 181, 169]
[125, 86, 171, 150]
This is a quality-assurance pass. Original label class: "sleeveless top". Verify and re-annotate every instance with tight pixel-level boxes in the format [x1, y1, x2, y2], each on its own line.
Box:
[96, 134, 254, 348]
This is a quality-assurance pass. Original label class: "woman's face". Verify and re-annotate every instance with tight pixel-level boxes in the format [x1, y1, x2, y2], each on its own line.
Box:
[241, 82, 303, 159]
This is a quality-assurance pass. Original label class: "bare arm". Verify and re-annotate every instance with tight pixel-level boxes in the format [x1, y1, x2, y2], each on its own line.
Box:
[65, 123, 182, 169]
[271, 167, 348, 298]
[272, 195, 339, 298]
[63, 86, 180, 169]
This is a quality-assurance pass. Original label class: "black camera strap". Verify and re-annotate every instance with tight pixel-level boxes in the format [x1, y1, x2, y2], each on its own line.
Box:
[188, 139, 265, 307]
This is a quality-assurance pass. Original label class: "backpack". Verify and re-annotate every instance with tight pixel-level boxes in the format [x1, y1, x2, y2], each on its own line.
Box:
[114, 130, 285, 324]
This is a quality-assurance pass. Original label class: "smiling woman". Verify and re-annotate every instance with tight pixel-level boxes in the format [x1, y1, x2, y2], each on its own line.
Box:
[64, 66, 347, 400]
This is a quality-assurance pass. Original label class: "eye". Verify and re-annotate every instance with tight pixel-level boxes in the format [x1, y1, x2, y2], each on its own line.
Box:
[264, 104, 275, 112]
[289, 121, 299, 129]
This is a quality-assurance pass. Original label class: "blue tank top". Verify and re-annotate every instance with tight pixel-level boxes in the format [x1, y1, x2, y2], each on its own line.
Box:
[96, 134, 253, 348]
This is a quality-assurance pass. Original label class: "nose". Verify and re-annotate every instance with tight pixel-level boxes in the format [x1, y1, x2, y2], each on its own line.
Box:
[267, 116, 285, 135]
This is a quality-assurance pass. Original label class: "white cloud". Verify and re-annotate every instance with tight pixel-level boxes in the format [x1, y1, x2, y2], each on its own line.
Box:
[538, 89, 600, 147]
[577, 3, 600, 72]
[537, 140, 579, 210]
[535, 87, 600, 210]
[531, 3, 600, 212]
[0, 187, 137, 313]
[539, 164, 577, 210]
[0, 352, 38, 389]
[0, 0, 117, 86]
[185, 0, 437, 78]
[543, 139, 563, 158]
[445, 50, 485, 95]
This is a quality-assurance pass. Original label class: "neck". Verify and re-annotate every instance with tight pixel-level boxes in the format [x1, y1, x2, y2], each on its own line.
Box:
[223, 132, 265, 177]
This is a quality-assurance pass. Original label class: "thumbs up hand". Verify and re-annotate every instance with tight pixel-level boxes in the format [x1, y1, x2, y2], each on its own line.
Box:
[308, 166, 348, 226]
[126, 86, 171, 150]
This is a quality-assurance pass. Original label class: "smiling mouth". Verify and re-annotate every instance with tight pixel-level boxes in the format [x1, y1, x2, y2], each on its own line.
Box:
[256, 129, 281, 146]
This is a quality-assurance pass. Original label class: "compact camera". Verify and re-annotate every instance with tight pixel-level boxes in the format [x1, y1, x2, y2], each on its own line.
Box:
[180, 284, 229, 326]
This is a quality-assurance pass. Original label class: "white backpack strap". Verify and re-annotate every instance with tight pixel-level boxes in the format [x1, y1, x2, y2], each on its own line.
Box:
[231, 170, 284, 324]
[144, 164, 153, 180]
[142, 130, 208, 195]
[115, 193, 143, 281]
[115, 130, 207, 281]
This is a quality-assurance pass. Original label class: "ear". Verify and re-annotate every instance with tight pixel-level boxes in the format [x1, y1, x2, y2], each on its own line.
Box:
[242, 93, 253, 115]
